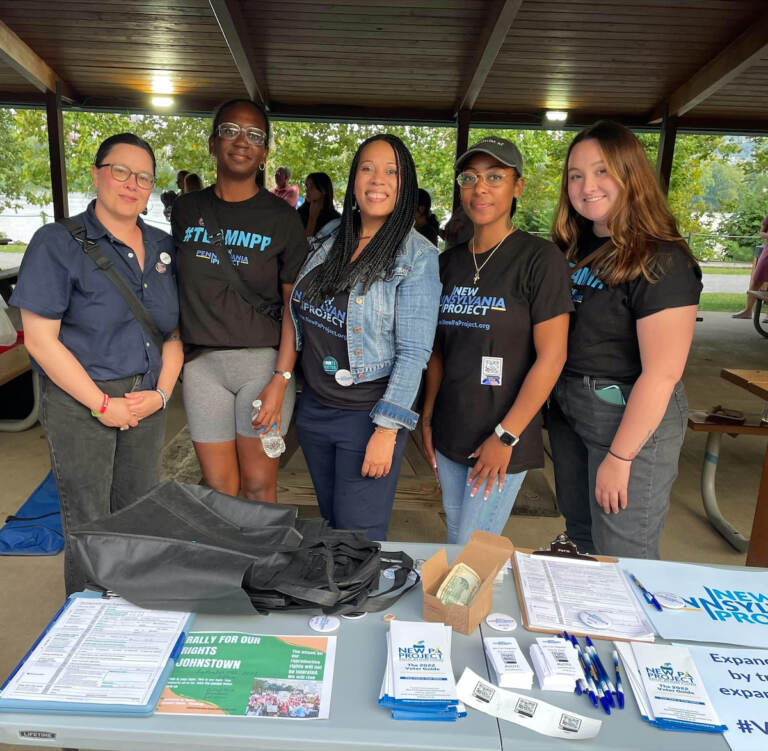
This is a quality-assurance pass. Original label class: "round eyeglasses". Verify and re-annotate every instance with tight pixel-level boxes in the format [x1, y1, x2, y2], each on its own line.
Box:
[456, 170, 514, 188]
[98, 163, 156, 190]
[216, 122, 267, 146]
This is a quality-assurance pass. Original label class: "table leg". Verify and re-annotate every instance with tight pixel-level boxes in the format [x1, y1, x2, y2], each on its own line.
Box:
[746, 443, 768, 567]
[701, 433, 749, 552]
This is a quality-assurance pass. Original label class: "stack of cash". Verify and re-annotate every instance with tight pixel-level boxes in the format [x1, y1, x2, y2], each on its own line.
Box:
[436, 562, 481, 606]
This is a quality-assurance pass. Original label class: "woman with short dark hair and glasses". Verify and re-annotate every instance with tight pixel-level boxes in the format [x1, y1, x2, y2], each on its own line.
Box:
[12, 132, 183, 595]
[290, 134, 441, 540]
[172, 99, 308, 503]
[421, 137, 572, 545]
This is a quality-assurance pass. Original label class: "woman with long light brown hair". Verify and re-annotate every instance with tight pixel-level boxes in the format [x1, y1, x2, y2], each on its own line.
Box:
[548, 121, 702, 559]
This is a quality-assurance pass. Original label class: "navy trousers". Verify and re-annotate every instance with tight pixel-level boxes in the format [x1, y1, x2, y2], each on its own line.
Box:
[296, 385, 408, 541]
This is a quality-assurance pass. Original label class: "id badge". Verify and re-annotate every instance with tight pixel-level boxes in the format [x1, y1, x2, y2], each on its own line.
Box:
[481, 356, 503, 386]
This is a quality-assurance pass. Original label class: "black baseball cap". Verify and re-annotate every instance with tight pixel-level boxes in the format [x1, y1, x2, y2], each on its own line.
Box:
[454, 137, 524, 176]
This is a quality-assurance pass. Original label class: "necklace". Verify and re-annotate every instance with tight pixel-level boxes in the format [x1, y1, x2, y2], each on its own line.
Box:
[470, 229, 514, 284]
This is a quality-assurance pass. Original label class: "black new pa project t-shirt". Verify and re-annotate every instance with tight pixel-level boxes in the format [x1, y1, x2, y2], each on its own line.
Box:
[172, 186, 308, 349]
[564, 228, 703, 381]
[432, 231, 574, 474]
[292, 266, 388, 410]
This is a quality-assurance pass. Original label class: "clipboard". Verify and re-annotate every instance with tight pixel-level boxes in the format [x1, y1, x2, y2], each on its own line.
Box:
[511, 535, 653, 642]
[0, 591, 193, 716]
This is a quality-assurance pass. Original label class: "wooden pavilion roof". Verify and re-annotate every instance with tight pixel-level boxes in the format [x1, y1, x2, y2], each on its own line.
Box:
[1, 0, 767, 131]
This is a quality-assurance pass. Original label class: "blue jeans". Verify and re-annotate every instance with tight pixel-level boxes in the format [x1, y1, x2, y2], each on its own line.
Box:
[296, 385, 409, 541]
[435, 450, 527, 545]
[548, 375, 687, 559]
[39, 375, 166, 595]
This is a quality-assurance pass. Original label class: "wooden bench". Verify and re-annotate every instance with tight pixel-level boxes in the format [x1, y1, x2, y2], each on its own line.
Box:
[687, 410, 768, 552]
[748, 290, 768, 339]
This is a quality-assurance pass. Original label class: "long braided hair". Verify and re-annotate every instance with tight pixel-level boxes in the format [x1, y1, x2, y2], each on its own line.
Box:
[303, 134, 418, 305]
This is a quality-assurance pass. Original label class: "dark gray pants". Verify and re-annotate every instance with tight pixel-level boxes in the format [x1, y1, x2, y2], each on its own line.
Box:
[548, 375, 687, 559]
[39, 375, 166, 594]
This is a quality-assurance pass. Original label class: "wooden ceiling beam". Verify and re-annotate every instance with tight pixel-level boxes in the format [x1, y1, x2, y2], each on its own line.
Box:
[0, 20, 75, 101]
[456, 0, 524, 114]
[650, 10, 768, 123]
[208, 0, 269, 108]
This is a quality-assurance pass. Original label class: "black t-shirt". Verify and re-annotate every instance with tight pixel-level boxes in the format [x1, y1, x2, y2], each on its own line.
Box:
[433, 232, 573, 473]
[564, 228, 703, 380]
[292, 266, 388, 410]
[297, 203, 341, 235]
[172, 186, 308, 348]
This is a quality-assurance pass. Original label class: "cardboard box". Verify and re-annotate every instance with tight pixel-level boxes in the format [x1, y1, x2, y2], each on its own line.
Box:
[421, 530, 514, 635]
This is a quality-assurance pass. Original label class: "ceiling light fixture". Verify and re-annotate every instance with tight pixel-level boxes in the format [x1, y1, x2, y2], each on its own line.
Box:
[151, 96, 174, 108]
[544, 110, 568, 123]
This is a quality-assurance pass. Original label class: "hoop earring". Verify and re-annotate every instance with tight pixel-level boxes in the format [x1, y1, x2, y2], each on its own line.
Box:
[258, 162, 265, 172]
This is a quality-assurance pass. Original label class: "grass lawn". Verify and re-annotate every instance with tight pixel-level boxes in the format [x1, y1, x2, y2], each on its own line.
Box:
[0, 244, 26, 254]
[699, 293, 748, 312]
[700, 267, 751, 275]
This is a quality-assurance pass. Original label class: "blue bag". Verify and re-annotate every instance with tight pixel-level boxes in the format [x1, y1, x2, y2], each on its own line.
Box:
[0, 471, 63, 555]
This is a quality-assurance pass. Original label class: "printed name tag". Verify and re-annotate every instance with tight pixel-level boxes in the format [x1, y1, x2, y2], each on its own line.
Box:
[481, 356, 503, 386]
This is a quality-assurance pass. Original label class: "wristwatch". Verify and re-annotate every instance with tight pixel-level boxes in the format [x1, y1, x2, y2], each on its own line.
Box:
[494, 424, 520, 447]
[273, 369, 292, 381]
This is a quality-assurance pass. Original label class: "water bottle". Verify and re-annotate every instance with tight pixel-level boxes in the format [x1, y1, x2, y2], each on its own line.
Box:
[252, 400, 286, 459]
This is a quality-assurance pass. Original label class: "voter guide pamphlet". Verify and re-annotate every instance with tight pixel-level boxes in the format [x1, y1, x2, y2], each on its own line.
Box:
[0, 596, 189, 707]
[514, 551, 655, 640]
[155, 632, 336, 719]
[388, 620, 458, 704]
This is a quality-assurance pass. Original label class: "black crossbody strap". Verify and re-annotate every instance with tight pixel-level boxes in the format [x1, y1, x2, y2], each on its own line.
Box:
[58, 218, 165, 355]
[195, 191, 282, 321]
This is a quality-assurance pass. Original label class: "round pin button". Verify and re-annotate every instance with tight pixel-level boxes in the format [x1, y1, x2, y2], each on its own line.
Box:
[322, 356, 339, 374]
[159, 252, 172, 265]
[485, 612, 517, 631]
[578, 610, 612, 630]
[334, 369, 354, 387]
[654, 591, 686, 609]
[341, 611, 367, 620]
[308, 615, 340, 632]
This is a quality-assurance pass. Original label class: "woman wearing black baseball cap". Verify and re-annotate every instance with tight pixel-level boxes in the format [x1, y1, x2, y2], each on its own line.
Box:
[421, 137, 573, 544]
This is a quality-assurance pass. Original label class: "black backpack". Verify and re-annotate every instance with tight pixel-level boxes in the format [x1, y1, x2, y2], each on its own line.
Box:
[70, 480, 417, 615]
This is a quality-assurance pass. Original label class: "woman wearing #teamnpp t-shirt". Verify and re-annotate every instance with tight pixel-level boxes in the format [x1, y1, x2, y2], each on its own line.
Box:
[421, 138, 573, 545]
[172, 99, 307, 503]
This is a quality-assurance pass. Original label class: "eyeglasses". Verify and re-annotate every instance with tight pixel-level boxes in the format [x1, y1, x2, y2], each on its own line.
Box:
[216, 122, 267, 146]
[98, 163, 155, 190]
[456, 170, 515, 188]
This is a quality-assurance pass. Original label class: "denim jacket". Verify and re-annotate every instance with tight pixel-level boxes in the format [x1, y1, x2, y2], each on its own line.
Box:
[291, 220, 441, 430]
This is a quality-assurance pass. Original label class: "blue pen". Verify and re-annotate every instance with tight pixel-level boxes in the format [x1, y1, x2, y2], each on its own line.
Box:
[569, 635, 599, 709]
[612, 650, 625, 710]
[576, 638, 611, 715]
[629, 573, 663, 611]
[563, 633, 584, 696]
[585, 638, 616, 708]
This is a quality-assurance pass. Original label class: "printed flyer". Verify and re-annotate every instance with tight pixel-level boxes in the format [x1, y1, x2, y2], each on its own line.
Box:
[689, 645, 768, 751]
[156, 632, 336, 719]
[623, 560, 768, 648]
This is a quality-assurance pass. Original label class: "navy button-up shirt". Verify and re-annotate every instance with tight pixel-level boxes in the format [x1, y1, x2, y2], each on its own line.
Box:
[11, 201, 179, 388]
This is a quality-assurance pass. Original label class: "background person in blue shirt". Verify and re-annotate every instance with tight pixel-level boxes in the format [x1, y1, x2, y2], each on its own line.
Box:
[11, 133, 183, 595]
[290, 134, 441, 541]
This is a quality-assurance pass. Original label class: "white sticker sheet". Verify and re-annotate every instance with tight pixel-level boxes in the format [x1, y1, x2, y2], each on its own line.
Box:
[456, 667, 602, 740]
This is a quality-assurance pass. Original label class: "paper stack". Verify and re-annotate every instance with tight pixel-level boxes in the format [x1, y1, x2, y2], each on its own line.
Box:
[483, 637, 533, 689]
[378, 620, 466, 722]
[615, 642, 727, 733]
[530, 636, 585, 692]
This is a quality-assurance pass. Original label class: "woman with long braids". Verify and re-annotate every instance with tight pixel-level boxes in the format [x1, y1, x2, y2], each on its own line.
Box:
[548, 121, 702, 558]
[172, 99, 307, 503]
[421, 137, 572, 545]
[290, 134, 441, 540]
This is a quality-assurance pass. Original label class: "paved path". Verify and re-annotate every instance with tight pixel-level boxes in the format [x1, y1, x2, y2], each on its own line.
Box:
[702, 274, 750, 293]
